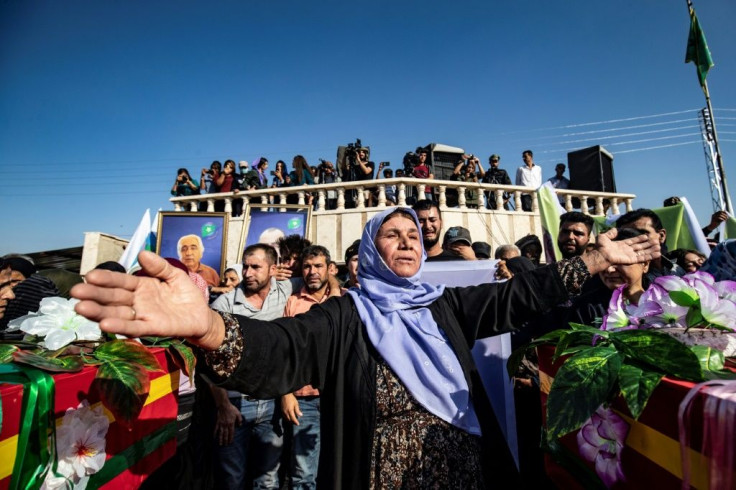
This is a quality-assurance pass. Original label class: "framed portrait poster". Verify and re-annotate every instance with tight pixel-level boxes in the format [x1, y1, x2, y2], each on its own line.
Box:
[239, 204, 311, 259]
[156, 212, 229, 286]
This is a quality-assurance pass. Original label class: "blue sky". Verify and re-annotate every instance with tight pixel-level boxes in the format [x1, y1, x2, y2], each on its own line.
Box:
[1, 1, 735, 254]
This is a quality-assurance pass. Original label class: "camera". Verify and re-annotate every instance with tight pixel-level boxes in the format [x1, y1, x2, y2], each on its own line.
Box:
[402, 152, 419, 173]
[379, 161, 391, 167]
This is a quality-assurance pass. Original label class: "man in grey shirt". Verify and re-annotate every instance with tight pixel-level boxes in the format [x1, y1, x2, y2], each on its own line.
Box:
[209, 243, 293, 489]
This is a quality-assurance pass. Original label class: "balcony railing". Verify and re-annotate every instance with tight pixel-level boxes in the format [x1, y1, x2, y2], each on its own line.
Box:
[170, 178, 635, 216]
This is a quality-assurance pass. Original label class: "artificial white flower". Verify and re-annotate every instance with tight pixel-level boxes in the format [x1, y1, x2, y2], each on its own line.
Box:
[42, 400, 109, 489]
[17, 297, 101, 350]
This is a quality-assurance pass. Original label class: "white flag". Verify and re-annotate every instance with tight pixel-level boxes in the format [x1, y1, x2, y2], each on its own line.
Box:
[119, 209, 151, 272]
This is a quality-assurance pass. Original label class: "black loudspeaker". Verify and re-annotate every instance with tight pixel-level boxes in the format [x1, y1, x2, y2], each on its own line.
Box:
[567, 145, 616, 193]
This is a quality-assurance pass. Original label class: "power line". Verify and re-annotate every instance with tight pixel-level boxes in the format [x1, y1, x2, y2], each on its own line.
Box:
[535, 125, 700, 147]
[498, 108, 700, 135]
[614, 140, 702, 154]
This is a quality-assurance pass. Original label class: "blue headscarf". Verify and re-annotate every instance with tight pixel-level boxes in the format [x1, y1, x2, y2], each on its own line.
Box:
[347, 207, 481, 435]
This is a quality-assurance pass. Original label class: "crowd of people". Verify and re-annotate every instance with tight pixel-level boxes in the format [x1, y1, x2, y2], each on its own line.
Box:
[170, 147, 567, 213]
[3, 183, 734, 488]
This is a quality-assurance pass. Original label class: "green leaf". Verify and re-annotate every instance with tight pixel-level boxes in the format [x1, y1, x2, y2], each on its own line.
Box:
[618, 363, 663, 419]
[567, 323, 610, 338]
[0, 345, 19, 364]
[506, 329, 568, 378]
[12, 350, 84, 373]
[690, 345, 725, 372]
[686, 307, 704, 328]
[93, 339, 161, 372]
[553, 331, 599, 362]
[610, 329, 703, 381]
[168, 341, 197, 384]
[93, 361, 151, 423]
[546, 346, 622, 439]
[141, 337, 175, 347]
[669, 290, 698, 307]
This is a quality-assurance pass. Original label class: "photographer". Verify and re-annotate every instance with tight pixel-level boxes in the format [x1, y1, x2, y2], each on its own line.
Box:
[450, 155, 480, 208]
[171, 168, 199, 197]
[339, 141, 374, 207]
[318, 160, 338, 209]
[199, 161, 221, 194]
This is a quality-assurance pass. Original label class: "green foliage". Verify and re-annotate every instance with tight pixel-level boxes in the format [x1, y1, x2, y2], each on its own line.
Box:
[515, 321, 734, 443]
[93, 340, 162, 372]
[690, 345, 725, 372]
[89, 340, 163, 423]
[669, 289, 699, 307]
[546, 347, 622, 439]
[93, 362, 150, 424]
[507, 329, 566, 378]
[12, 350, 84, 373]
[0, 345, 19, 364]
[610, 330, 703, 381]
[168, 341, 196, 384]
[617, 363, 663, 419]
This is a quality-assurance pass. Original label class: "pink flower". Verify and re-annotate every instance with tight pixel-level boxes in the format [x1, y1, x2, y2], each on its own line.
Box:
[577, 405, 629, 488]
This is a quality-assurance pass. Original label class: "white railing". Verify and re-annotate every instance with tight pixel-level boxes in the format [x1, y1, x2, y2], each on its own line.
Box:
[170, 178, 635, 216]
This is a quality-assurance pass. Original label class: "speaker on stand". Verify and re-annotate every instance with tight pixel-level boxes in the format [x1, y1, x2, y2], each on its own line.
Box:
[567, 145, 616, 211]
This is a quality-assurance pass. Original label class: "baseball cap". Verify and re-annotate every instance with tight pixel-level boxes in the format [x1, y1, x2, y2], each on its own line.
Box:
[489, 154, 500, 161]
[444, 226, 472, 246]
[471, 242, 492, 259]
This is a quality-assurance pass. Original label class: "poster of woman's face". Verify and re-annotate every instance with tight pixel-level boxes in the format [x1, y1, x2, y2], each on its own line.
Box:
[240, 205, 311, 257]
[156, 212, 228, 280]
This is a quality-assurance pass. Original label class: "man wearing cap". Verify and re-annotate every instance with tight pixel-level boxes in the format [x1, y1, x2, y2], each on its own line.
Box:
[472, 242, 492, 260]
[412, 200, 464, 262]
[443, 226, 476, 260]
[515, 150, 542, 212]
[481, 154, 512, 210]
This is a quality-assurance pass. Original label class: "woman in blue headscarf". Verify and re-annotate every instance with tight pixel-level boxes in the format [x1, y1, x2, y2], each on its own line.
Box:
[71, 207, 659, 489]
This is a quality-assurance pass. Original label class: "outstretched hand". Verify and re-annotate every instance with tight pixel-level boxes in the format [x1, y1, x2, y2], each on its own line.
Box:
[582, 228, 661, 276]
[71, 251, 225, 350]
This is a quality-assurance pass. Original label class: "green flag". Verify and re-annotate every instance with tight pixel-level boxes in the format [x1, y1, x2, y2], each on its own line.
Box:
[685, 7, 714, 88]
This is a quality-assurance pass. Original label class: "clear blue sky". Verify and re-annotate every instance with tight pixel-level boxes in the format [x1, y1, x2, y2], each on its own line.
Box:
[1, 1, 735, 254]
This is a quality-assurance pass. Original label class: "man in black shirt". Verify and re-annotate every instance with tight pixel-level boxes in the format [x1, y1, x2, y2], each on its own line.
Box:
[481, 154, 512, 210]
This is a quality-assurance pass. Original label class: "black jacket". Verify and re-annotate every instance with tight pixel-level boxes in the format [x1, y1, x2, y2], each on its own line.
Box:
[219, 265, 568, 489]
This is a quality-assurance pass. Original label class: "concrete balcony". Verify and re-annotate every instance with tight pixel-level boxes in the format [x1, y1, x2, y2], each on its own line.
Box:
[170, 179, 635, 266]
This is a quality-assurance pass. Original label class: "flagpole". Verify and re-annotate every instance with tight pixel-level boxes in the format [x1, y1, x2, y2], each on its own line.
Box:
[686, 0, 732, 214]
[702, 80, 732, 214]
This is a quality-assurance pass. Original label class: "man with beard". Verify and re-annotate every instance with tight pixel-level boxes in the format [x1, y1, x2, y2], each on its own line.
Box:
[557, 212, 594, 259]
[281, 246, 345, 489]
[616, 208, 685, 282]
[412, 200, 464, 261]
[209, 244, 293, 488]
